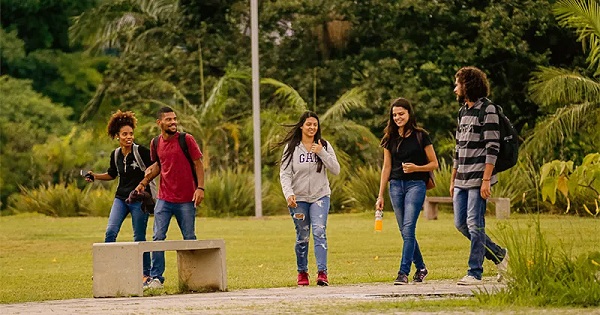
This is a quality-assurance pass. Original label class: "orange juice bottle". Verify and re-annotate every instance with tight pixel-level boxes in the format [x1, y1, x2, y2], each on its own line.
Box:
[374, 210, 383, 232]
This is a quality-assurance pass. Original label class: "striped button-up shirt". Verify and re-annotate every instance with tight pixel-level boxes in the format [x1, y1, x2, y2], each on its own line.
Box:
[453, 98, 500, 189]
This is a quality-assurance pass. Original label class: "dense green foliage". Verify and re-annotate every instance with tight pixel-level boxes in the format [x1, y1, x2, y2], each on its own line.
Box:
[1, 0, 598, 216]
[1, 0, 105, 117]
[0, 76, 74, 206]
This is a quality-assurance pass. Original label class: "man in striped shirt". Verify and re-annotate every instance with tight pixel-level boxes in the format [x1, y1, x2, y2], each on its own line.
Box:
[450, 66, 508, 286]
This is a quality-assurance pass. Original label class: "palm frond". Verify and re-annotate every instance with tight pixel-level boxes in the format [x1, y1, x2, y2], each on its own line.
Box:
[554, 0, 600, 75]
[126, 26, 173, 52]
[320, 87, 366, 121]
[137, 78, 196, 111]
[69, 0, 178, 54]
[202, 69, 249, 119]
[521, 101, 599, 160]
[325, 120, 380, 144]
[138, 0, 179, 21]
[323, 119, 381, 168]
[79, 83, 108, 122]
[261, 78, 308, 113]
[528, 66, 600, 106]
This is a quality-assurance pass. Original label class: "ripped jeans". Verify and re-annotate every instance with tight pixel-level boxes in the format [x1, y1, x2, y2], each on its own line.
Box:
[289, 196, 330, 273]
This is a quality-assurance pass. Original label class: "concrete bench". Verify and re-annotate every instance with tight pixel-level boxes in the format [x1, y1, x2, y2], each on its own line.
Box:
[93, 239, 227, 298]
[423, 196, 510, 220]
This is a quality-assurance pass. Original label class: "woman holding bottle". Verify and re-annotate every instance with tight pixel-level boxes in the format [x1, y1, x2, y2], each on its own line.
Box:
[375, 98, 439, 285]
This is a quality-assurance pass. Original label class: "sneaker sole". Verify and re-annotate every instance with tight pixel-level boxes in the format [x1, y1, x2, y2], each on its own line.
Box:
[393, 281, 408, 285]
[317, 280, 329, 286]
[457, 281, 482, 286]
[413, 275, 428, 283]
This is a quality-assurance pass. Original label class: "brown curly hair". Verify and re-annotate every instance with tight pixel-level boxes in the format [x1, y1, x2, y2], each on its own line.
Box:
[107, 110, 137, 139]
[455, 66, 490, 102]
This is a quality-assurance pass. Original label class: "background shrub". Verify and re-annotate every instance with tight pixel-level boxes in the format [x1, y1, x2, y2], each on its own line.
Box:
[201, 169, 255, 217]
[7, 183, 113, 217]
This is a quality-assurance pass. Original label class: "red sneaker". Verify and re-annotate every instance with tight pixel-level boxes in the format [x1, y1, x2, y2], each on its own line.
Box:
[317, 271, 329, 286]
[297, 271, 309, 286]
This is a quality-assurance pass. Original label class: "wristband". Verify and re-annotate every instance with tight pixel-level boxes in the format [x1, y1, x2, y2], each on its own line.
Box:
[196, 187, 205, 191]
[482, 178, 491, 181]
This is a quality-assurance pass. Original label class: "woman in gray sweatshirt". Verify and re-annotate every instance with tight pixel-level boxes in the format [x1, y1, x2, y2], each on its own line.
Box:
[278, 111, 340, 287]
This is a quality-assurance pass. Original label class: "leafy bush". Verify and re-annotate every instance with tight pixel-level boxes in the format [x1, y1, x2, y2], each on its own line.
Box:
[342, 165, 392, 212]
[6, 183, 114, 217]
[261, 174, 288, 216]
[201, 169, 256, 217]
[539, 153, 600, 216]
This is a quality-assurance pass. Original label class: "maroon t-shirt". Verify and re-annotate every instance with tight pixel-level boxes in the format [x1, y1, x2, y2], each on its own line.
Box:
[151, 132, 203, 203]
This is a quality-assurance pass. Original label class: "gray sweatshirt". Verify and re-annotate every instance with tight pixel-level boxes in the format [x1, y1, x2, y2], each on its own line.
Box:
[279, 142, 341, 203]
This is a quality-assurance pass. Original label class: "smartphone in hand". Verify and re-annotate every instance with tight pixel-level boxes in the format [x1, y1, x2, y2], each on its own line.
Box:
[80, 170, 94, 181]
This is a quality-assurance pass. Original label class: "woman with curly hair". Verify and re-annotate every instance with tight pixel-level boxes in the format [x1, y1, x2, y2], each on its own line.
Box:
[85, 110, 153, 283]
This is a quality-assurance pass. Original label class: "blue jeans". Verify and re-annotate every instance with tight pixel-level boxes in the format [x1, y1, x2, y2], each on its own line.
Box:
[289, 196, 330, 273]
[150, 199, 197, 282]
[453, 187, 506, 279]
[389, 180, 427, 276]
[105, 198, 151, 276]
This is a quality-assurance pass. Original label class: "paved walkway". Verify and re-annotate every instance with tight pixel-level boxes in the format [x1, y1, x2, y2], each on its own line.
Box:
[1, 278, 509, 315]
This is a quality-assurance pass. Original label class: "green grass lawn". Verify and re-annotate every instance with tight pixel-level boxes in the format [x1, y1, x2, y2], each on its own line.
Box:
[0, 211, 598, 304]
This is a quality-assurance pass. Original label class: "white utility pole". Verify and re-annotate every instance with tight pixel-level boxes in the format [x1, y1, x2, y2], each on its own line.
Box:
[250, 0, 262, 217]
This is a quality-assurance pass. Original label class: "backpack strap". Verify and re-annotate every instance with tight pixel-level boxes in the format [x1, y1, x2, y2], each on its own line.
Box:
[132, 144, 146, 171]
[479, 98, 502, 140]
[151, 136, 161, 166]
[132, 143, 157, 199]
[178, 132, 198, 186]
[113, 147, 121, 177]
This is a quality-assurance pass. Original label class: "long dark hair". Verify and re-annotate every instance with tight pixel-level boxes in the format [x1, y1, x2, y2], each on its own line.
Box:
[380, 97, 425, 148]
[275, 111, 328, 173]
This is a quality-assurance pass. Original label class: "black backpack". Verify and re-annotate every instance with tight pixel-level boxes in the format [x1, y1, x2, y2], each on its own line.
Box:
[151, 132, 198, 186]
[460, 98, 519, 172]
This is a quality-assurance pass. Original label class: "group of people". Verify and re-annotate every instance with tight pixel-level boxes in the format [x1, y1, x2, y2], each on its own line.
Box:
[86, 107, 204, 289]
[87, 66, 508, 289]
[277, 66, 508, 287]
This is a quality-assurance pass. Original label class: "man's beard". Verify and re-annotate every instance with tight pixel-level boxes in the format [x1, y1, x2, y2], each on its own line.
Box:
[165, 127, 177, 135]
[456, 94, 466, 104]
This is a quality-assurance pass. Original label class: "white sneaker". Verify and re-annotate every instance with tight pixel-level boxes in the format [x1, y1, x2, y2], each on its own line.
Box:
[457, 275, 482, 285]
[146, 278, 163, 289]
[496, 249, 509, 282]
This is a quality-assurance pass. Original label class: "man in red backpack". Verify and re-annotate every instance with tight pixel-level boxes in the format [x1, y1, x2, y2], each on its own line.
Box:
[135, 106, 205, 289]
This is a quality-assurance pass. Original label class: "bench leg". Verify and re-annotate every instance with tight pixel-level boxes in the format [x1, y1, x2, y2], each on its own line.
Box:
[177, 248, 227, 292]
[93, 245, 143, 297]
[494, 199, 510, 219]
[423, 202, 438, 220]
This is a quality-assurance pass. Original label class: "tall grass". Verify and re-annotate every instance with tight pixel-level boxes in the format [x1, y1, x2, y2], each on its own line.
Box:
[477, 216, 600, 307]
